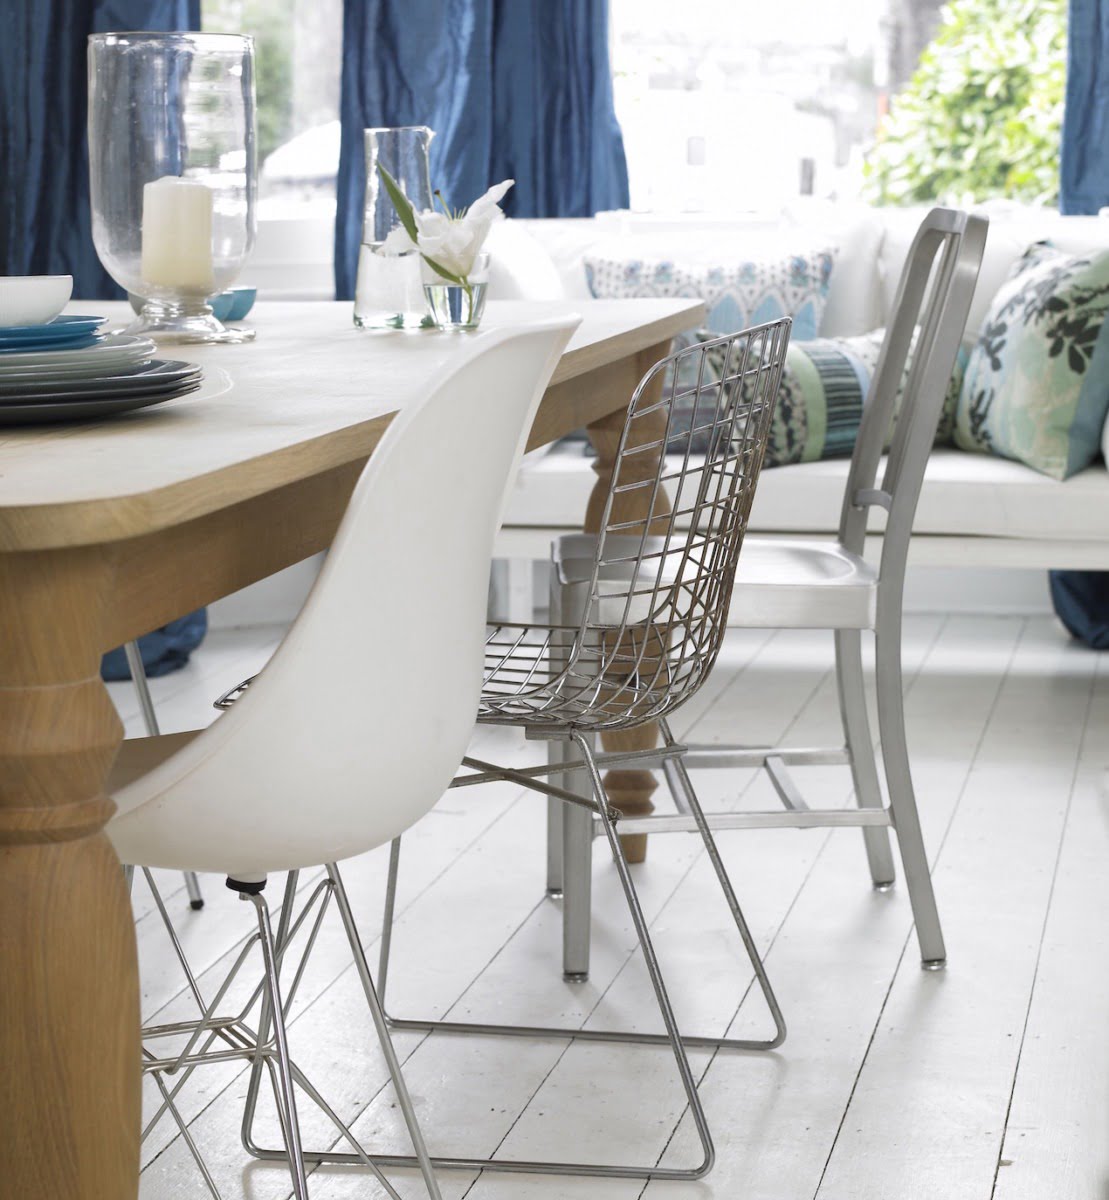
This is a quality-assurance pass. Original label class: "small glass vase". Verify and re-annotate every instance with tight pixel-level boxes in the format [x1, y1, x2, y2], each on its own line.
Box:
[87, 32, 257, 344]
[423, 252, 490, 330]
[354, 126, 435, 329]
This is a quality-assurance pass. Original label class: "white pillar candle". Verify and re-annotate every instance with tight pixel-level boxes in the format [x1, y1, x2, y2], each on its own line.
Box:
[141, 176, 215, 293]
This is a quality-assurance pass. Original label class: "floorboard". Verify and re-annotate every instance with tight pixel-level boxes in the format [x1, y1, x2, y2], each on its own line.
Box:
[124, 616, 1109, 1200]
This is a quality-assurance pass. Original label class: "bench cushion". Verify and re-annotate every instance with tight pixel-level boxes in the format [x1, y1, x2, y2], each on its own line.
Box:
[507, 444, 1109, 543]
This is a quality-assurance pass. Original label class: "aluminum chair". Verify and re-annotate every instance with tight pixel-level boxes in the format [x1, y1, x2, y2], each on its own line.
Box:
[105, 315, 579, 1200]
[330, 316, 792, 1184]
[552, 208, 989, 974]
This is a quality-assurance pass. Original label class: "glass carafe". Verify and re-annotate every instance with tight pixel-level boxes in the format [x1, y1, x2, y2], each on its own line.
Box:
[87, 32, 257, 343]
[354, 126, 434, 329]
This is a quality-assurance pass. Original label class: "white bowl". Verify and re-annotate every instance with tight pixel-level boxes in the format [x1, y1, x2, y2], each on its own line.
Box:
[0, 276, 74, 328]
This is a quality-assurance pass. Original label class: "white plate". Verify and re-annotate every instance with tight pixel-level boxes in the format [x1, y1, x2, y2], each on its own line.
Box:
[0, 333, 157, 374]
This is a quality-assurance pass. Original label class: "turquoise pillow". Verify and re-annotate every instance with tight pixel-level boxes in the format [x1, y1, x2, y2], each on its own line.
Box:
[584, 245, 836, 342]
[954, 242, 1109, 480]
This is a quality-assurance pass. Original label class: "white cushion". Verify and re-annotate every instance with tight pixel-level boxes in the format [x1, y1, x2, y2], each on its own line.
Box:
[782, 198, 886, 337]
[877, 203, 1109, 341]
[485, 220, 565, 300]
[506, 443, 1109, 544]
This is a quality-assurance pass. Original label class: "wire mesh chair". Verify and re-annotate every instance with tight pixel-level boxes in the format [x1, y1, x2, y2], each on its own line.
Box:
[350, 317, 794, 1183]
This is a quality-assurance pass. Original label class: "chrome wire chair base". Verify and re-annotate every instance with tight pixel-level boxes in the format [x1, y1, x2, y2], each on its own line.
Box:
[139, 868, 441, 1200]
[248, 733, 783, 1183]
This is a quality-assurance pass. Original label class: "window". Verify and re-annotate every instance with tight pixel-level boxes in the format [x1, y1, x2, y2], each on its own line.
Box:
[203, 0, 342, 219]
[609, 0, 887, 212]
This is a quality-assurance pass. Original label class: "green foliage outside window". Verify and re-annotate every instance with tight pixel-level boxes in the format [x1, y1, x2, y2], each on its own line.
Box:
[865, 0, 1066, 207]
[203, 0, 293, 164]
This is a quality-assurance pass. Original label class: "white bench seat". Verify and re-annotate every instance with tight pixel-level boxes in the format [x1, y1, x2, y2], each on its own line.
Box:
[498, 444, 1109, 571]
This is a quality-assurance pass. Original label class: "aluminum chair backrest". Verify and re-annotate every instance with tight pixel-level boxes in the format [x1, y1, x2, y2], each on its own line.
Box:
[838, 209, 988, 590]
[109, 315, 579, 877]
[559, 317, 791, 729]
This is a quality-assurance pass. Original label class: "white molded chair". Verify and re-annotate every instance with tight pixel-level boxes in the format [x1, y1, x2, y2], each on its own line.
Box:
[107, 314, 579, 1200]
[551, 208, 988, 973]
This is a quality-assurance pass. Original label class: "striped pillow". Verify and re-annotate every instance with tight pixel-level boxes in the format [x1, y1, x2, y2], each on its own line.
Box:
[670, 328, 963, 466]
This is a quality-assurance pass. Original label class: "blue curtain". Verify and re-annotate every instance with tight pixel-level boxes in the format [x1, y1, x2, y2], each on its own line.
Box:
[1053, 0, 1109, 644]
[0, 0, 208, 680]
[0, 0, 200, 300]
[1060, 0, 1109, 214]
[334, 0, 628, 298]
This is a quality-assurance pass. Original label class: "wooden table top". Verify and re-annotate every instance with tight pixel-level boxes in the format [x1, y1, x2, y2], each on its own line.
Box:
[0, 298, 703, 553]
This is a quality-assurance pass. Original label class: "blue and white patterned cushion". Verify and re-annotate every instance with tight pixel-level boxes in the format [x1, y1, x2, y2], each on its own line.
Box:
[583, 240, 837, 341]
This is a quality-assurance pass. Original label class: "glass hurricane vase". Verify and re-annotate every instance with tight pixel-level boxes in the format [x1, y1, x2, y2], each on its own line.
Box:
[87, 32, 257, 344]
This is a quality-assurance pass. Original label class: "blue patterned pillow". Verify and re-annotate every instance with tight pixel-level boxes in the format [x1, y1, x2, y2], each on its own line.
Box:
[584, 242, 836, 341]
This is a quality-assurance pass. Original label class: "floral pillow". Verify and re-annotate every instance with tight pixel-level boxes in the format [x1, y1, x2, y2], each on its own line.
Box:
[954, 242, 1109, 480]
[584, 241, 836, 342]
[670, 328, 964, 467]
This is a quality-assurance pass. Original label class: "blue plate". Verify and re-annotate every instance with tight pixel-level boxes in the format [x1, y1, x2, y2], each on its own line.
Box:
[0, 314, 105, 338]
[0, 333, 101, 355]
[0, 315, 107, 352]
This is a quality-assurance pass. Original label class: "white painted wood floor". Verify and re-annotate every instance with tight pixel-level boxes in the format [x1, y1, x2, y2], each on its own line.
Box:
[111, 614, 1109, 1200]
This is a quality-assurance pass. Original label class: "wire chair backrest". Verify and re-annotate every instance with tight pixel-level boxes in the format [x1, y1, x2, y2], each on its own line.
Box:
[838, 209, 988, 581]
[561, 317, 791, 729]
[109, 316, 579, 876]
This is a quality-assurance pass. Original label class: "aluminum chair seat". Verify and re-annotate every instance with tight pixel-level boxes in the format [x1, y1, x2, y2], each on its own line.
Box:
[729, 537, 877, 629]
[550, 530, 878, 632]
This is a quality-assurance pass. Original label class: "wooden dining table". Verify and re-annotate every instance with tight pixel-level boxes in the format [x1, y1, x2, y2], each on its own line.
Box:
[0, 296, 704, 1198]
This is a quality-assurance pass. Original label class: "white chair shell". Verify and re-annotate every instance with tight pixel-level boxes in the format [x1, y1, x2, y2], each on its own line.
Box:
[108, 314, 579, 878]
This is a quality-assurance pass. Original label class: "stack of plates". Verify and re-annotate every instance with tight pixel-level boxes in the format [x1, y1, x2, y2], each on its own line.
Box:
[0, 316, 203, 424]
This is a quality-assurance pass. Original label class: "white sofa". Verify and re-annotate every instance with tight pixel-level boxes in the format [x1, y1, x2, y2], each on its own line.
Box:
[488, 202, 1109, 579]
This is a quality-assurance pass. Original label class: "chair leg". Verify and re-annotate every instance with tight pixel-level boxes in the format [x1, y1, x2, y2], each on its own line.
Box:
[328, 863, 443, 1200]
[875, 626, 946, 968]
[247, 891, 312, 1200]
[571, 730, 715, 1178]
[125, 639, 206, 910]
[561, 781, 594, 981]
[184, 871, 205, 909]
[835, 628, 897, 889]
[658, 719, 786, 1048]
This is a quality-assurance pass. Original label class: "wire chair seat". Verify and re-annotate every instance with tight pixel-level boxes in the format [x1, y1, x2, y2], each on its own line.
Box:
[479, 320, 791, 736]
[479, 618, 683, 730]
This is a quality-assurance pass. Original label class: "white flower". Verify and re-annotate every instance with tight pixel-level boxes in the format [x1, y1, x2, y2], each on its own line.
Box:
[378, 178, 514, 283]
[380, 224, 417, 255]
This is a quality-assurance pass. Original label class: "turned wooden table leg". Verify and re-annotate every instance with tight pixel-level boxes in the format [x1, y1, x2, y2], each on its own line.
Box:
[0, 549, 138, 1200]
[585, 340, 673, 864]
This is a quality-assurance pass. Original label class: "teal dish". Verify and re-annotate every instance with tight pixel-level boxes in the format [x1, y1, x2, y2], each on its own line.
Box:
[208, 292, 236, 321]
[128, 287, 254, 322]
[224, 286, 256, 321]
